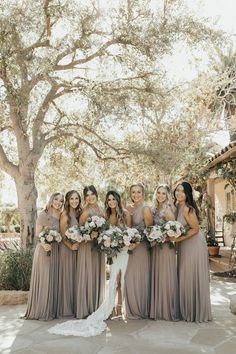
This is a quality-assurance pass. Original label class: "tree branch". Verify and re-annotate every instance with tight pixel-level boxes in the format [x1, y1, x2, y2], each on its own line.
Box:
[43, 0, 52, 38]
[0, 125, 12, 133]
[55, 38, 120, 71]
[0, 143, 19, 178]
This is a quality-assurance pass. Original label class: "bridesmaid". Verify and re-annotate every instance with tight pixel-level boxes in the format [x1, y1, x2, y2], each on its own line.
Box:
[150, 184, 179, 321]
[57, 190, 82, 318]
[105, 190, 131, 316]
[172, 181, 212, 322]
[75, 185, 105, 318]
[25, 192, 64, 320]
[124, 183, 153, 319]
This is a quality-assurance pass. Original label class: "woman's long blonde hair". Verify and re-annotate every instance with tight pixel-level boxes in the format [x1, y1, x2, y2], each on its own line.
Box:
[45, 192, 64, 214]
[153, 184, 174, 212]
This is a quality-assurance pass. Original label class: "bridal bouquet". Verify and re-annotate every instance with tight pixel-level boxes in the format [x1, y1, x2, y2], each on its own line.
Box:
[65, 225, 85, 244]
[38, 227, 62, 256]
[144, 225, 166, 244]
[162, 220, 186, 238]
[97, 226, 124, 264]
[122, 227, 142, 254]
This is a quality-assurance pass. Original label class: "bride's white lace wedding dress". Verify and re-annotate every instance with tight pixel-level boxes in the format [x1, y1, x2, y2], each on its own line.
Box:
[48, 248, 129, 337]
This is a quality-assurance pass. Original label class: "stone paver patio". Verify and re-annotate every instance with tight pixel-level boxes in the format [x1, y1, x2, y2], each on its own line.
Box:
[0, 278, 236, 354]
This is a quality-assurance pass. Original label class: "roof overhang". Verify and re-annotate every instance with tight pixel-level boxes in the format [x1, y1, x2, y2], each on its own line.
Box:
[205, 142, 236, 169]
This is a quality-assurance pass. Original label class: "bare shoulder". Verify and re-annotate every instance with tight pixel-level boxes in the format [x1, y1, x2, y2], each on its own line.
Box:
[126, 205, 133, 213]
[165, 207, 175, 221]
[182, 205, 190, 216]
[123, 208, 130, 215]
[80, 208, 89, 217]
[60, 210, 68, 220]
[143, 205, 152, 214]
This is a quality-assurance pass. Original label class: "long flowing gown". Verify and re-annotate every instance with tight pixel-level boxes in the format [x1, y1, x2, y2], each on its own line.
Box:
[150, 208, 179, 321]
[177, 208, 212, 322]
[75, 207, 105, 319]
[57, 212, 78, 318]
[25, 211, 60, 320]
[124, 204, 151, 319]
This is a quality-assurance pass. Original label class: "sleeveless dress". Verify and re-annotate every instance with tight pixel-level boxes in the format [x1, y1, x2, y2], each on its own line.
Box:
[150, 208, 179, 321]
[57, 211, 79, 318]
[25, 211, 60, 320]
[177, 208, 212, 322]
[75, 207, 105, 319]
[124, 204, 151, 319]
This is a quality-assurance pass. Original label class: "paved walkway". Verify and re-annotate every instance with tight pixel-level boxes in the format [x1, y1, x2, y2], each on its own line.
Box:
[0, 278, 236, 354]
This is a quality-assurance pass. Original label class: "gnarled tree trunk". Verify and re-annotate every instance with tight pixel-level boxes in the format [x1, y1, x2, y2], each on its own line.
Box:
[16, 177, 38, 249]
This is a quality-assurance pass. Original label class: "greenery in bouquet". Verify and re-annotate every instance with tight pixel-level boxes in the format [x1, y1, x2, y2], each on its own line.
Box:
[123, 227, 142, 254]
[144, 225, 167, 248]
[65, 225, 85, 244]
[97, 226, 124, 264]
[38, 227, 62, 255]
[163, 221, 187, 238]
[84, 216, 109, 234]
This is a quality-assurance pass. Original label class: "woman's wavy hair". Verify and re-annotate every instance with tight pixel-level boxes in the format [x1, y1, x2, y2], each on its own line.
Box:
[45, 192, 64, 214]
[174, 181, 200, 220]
[64, 190, 82, 227]
[105, 190, 126, 226]
[153, 184, 174, 211]
[129, 182, 145, 203]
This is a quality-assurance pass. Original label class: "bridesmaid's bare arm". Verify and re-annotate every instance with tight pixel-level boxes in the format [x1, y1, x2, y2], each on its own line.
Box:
[124, 210, 132, 227]
[79, 209, 89, 225]
[174, 207, 199, 243]
[164, 208, 176, 222]
[36, 223, 51, 253]
[60, 211, 79, 251]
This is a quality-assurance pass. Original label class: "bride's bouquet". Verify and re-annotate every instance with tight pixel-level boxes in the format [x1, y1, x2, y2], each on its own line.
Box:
[38, 227, 62, 256]
[122, 227, 142, 254]
[65, 225, 85, 244]
[144, 225, 166, 244]
[97, 226, 124, 264]
[162, 220, 186, 238]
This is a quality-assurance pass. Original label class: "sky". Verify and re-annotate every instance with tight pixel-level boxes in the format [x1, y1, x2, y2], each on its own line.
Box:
[0, 0, 235, 206]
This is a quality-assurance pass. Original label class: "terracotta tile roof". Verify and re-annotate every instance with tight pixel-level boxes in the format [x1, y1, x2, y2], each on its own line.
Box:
[206, 140, 236, 168]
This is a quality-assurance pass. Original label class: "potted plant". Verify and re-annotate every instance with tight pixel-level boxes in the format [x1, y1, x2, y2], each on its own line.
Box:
[224, 211, 236, 224]
[207, 235, 220, 256]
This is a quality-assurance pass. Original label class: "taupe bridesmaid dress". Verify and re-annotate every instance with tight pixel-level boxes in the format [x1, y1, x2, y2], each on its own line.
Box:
[25, 211, 60, 320]
[124, 204, 151, 319]
[75, 207, 105, 319]
[177, 208, 212, 322]
[57, 211, 79, 318]
[150, 208, 179, 321]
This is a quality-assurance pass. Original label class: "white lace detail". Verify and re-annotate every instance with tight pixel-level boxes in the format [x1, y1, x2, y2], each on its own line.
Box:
[48, 248, 129, 337]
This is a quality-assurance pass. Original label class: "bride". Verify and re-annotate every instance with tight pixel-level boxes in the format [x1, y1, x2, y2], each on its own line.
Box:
[49, 190, 132, 337]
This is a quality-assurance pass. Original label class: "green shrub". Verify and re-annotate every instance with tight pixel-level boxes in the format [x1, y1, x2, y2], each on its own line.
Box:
[14, 225, 21, 233]
[0, 249, 33, 290]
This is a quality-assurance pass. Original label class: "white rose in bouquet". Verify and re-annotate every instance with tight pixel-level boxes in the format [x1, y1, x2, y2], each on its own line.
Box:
[46, 234, 54, 242]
